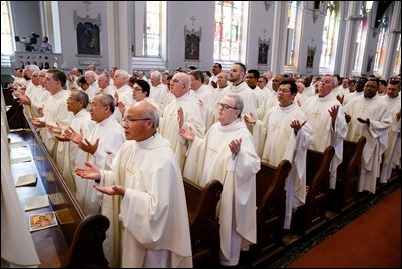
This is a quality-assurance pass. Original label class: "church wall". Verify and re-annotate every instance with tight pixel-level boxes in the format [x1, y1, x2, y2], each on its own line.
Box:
[4, 1, 399, 79]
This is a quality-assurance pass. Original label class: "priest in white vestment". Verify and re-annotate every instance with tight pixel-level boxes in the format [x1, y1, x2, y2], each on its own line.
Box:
[30, 69, 73, 159]
[344, 80, 392, 193]
[223, 63, 258, 117]
[159, 72, 205, 172]
[380, 80, 401, 183]
[48, 89, 96, 194]
[245, 79, 314, 229]
[180, 94, 260, 266]
[256, 74, 285, 120]
[301, 74, 347, 190]
[113, 70, 136, 124]
[76, 101, 192, 268]
[70, 93, 125, 267]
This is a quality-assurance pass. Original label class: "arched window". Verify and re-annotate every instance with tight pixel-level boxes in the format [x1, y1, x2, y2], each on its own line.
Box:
[373, 14, 389, 73]
[320, 1, 337, 69]
[132, 1, 164, 57]
[213, 1, 247, 62]
[353, 4, 367, 72]
[393, 36, 401, 75]
[285, 1, 299, 66]
[1, 1, 14, 55]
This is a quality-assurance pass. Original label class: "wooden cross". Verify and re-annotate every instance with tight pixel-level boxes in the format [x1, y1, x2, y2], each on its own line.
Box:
[83, 1, 91, 12]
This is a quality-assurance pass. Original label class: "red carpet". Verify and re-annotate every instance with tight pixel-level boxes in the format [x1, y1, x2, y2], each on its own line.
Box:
[287, 187, 401, 268]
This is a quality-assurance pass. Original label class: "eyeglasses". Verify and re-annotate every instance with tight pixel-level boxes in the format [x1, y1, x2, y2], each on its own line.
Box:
[122, 118, 150, 123]
[217, 103, 237, 110]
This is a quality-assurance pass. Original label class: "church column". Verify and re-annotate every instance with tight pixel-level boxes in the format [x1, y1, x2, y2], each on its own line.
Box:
[270, 1, 288, 75]
[106, 1, 131, 72]
[380, 2, 401, 79]
[339, 1, 364, 77]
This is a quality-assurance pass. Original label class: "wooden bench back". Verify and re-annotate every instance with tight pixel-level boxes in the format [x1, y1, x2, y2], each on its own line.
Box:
[183, 177, 223, 268]
[292, 146, 335, 235]
[251, 159, 291, 266]
[331, 136, 367, 212]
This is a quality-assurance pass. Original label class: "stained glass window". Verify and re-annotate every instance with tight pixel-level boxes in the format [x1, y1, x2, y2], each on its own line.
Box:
[285, 1, 298, 66]
[320, 1, 336, 68]
[393, 36, 401, 75]
[373, 15, 389, 73]
[213, 1, 244, 61]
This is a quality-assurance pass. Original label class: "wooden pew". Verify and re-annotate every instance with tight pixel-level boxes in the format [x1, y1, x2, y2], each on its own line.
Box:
[183, 177, 223, 268]
[329, 137, 367, 212]
[249, 159, 292, 267]
[10, 112, 109, 268]
[291, 146, 335, 235]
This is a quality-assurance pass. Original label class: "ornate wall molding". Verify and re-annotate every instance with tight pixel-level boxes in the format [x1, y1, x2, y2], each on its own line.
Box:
[184, 25, 202, 40]
[74, 10, 101, 30]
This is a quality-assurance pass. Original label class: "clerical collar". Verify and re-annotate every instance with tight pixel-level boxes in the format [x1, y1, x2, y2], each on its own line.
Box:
[137, 133, 156, 148]
[232, 81, 244, 87]
[279, 102, 293, 108]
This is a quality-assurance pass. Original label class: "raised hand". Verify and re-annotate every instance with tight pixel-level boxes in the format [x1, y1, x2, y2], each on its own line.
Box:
[94, 185, 125, 197]
[178, 126, 195, 142]
[290, 120, 307, 134]
[328, 105, 340, 120]
[229, 138, 242, 157]
[46, 122, 62, 135]
[64, 127, 83, 144]
[77, 138, 99, 155]
[357, 117, 370, 126]
[75, 161, 101, 180]
[243, 113, 257, 125]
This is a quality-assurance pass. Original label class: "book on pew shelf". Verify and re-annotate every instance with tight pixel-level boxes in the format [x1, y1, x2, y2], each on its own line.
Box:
[15, 173, 37, 187]
[9, 140, 27, 148]
[25, 194, 49, 211]
[29, 212, 58, 232]
[10, 147, 31, 164]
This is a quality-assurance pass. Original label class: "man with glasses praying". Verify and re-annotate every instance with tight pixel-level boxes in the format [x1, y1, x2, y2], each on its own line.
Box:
[76, 101, 192, 268]
[68, 92, 125, 267]
[179, 94, 260, 267]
